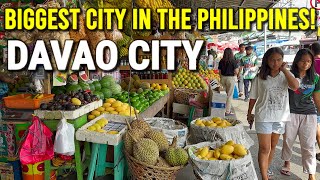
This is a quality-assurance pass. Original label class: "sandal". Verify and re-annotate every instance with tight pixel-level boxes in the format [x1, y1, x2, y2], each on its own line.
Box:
[280, 166, 291, 176]
[225, 112, 235, 116]
[267, 169, 274, 176]
[316, 153, 320, 161]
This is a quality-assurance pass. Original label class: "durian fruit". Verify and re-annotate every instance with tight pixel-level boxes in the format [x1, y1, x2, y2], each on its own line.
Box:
[165, 137, 189, 166]
[130, 119, 151, 135]
[156, 157, 171, 167]
[124, 129, 145, 155]
[145, 130, 169, 152]
[119, 47, 129, 57]
[130, 133, 159, 165]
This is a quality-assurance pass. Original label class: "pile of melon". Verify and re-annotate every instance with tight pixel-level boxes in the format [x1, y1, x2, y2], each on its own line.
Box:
[51, 75, 122, 101]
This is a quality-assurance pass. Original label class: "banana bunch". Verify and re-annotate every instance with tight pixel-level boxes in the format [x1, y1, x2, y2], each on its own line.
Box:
[28, 93, 43, 99]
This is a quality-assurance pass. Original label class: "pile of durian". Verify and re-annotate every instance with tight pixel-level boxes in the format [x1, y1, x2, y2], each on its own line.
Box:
[124, 119, 189, 167]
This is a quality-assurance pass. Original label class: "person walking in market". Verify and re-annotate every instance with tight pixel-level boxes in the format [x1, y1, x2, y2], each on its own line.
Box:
[280, 49, 320, 180]
[310, 42, 320, 162]
[234, 43, 246, 97]
[247, 47, 299, 180]
[240, 45, 258, 102]
[218, 48, 239, 116]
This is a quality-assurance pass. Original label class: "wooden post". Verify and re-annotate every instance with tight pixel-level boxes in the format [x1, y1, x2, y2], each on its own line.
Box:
[43, 72, 51, 94]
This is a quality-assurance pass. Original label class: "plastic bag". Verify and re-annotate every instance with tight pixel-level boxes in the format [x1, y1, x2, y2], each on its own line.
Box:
[54, 118, 75, 155]
[19, 116, 54, 165]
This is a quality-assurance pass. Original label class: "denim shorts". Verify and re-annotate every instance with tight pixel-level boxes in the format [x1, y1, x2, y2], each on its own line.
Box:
[317, 116, 320, 124]
[255, 122, 285, 134]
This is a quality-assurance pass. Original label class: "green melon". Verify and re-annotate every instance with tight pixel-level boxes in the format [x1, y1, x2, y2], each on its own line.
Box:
[111, 84, 122, 95]
[79, 82, 90, 91]
[93, 91, 104, 100]
[66, 84, 82, 93]
[89, 83, 95, 92]
[101, 88, 113, 99]
[93, 81, 101, 91]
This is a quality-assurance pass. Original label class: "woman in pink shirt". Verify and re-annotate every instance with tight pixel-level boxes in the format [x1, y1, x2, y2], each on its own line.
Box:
[310, 42, 320, 162]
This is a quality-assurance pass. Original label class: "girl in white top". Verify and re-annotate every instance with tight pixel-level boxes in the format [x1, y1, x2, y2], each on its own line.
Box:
[247, 47, 299, 180]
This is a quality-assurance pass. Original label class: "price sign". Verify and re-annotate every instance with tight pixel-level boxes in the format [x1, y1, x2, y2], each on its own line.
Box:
[210, 79, 219, 89]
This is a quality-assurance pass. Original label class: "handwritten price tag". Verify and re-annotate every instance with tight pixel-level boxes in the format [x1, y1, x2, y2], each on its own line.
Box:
[210, 79, 219, 89]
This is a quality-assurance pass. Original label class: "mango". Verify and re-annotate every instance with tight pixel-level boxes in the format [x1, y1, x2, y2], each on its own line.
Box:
[221, 145, 234, 155]
[71, 98, 81, 106]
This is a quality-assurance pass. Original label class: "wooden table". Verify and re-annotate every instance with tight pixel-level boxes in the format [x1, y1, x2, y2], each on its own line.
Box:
[139, 93, 169, 118]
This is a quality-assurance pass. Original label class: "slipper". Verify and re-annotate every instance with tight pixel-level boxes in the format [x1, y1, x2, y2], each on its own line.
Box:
[225, 112, 235, 116]
[280, 167, 291, 176]
[267, 169, 274, 176]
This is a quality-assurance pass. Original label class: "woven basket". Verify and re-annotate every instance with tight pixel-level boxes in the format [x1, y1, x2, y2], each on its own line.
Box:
[174, 88, 208, 105]
[124, 150, 184, 180]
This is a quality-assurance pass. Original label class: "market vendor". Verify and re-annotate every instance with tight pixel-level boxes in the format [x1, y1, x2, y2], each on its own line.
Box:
[0, 72, 16, 98]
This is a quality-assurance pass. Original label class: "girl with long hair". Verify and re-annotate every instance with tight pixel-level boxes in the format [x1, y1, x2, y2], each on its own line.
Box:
[218, 48, 239, 116]
[281, 49, 320, 180]
[247, 47, 299, 180]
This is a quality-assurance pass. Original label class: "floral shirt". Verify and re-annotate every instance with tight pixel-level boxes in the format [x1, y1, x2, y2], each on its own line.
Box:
[240, 54, 258, 79]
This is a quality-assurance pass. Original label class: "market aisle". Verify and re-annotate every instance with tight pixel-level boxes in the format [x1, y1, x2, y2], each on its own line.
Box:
[232, 97, 320, 180]
[176, 96, 320, 180]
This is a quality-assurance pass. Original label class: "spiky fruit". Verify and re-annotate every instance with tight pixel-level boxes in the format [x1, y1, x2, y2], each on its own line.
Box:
[164, 137, 189, 166]
[133, 138, 159, 165]
[145, 130, 169, 152]
[156, 157, 171, 167]
[124, 129, 145, 155]
[130, 119, 151, 135]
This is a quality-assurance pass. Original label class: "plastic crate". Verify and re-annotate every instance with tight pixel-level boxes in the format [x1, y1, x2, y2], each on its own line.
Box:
[3, 94, 54, 110]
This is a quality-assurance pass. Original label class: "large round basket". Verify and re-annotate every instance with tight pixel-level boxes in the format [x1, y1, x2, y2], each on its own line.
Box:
[124, 150, 184, 180]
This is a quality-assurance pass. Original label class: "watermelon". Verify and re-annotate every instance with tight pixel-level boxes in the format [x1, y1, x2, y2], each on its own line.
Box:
[101, 88, 112, 99]
[68, 74, 78, 84]
[89, 83, 95, 92]
[66, 84, 82, 93]
[93, 91, 104, 100]
[51, 86, 66, 95]
[100, 77, 115, 88]
[93, 81, 101, 91]
[79, 82, 90, 91]
[110, 84, 122, 95]
[79, 72, 89, 82]
[101, 75, 115, 82]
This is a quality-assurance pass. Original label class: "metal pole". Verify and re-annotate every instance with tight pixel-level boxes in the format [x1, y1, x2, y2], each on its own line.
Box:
[264, 23, 267, 53]
[288, 0, 292, 40]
